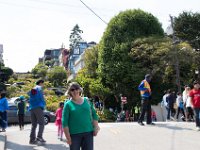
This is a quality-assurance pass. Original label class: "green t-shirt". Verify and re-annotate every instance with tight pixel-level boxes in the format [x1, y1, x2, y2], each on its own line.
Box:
[62, 97, 98, 135]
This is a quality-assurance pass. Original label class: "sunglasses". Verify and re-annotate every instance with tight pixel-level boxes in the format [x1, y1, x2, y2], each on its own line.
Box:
[70, 88, 79, 92]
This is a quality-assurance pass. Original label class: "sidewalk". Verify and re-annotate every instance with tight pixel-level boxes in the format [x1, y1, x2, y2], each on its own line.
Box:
[0, 132, 6, 150]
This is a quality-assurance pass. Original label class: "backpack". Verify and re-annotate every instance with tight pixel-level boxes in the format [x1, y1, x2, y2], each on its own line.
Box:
[28, 88, 44, 110]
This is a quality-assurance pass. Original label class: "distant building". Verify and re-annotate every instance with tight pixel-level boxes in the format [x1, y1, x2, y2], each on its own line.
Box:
[0, 44, 3, 64]
[40, 48, 62, 67]
[67, 41, 96, 81]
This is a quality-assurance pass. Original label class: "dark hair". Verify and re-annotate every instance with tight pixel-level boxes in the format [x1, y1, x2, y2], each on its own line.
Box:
[67, 82, 82, 97]
[167, 89, 171, 93]
[145, 74, 151, 79]
[0, 92, 6, 98]
[193, 80, 199, 85]
[36, 79, 44, 85]
[59, 102, 64, 107]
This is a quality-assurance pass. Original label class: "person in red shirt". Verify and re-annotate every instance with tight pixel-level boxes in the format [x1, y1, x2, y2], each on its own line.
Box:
[189, 81, 200, 131]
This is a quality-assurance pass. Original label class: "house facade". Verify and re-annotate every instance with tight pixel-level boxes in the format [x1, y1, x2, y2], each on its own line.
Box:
[0, 44, 3, 64]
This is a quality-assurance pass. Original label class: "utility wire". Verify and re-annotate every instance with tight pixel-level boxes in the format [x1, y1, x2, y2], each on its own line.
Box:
[79, 0, 108, 25]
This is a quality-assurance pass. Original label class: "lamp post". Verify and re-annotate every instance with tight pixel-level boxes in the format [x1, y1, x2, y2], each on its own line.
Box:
[170, 15, 181, 93]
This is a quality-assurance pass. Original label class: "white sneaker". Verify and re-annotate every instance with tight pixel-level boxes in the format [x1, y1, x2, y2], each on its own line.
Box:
[170, 116, 175, 121]
[196, 127, 200, 131]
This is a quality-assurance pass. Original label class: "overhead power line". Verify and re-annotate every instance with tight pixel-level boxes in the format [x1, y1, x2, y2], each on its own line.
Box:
[79, 0, 108, 25]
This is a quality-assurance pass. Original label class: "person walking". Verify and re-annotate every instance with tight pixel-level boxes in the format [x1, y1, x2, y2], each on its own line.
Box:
[166, 89, 176, 121]
[183, 87, 194, 121]
[17, 95, 26, 130]
[138, 74, 154, 126]
[176, 92, 186, 121]
[62, 82, 100, 150]
[28, 79, 46, 144]
[189, 81, 200, 131]
[55, 102, 64, 141]
[0, 91, 9, 132]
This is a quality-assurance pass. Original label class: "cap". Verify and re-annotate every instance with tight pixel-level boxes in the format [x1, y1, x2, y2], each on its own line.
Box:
[19, 95, 25, 100]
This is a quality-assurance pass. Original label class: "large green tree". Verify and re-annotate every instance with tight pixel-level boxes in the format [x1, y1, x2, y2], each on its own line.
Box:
[174, 11, 200, 49]
[129, 36, 194, 103]
[98, 9, 164, 104]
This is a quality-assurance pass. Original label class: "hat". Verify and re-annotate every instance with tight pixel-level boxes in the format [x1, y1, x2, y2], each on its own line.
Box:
[145, 74, 151, 79]
[19, 95, 25, 100]
[36, 79, 44, 85]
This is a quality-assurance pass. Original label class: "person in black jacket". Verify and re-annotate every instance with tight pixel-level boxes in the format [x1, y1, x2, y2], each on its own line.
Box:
[17, 96, 26, 130]
[166, 89, 176, 121]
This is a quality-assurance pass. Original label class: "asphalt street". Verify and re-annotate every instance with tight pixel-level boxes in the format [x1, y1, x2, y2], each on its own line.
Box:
[4, 122, 200, 150]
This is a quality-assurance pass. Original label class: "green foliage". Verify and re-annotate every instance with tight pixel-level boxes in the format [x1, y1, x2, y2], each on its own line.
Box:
[0, 63, 13, 83]
[99, 9, 164, 104]
[174, 11, 200, 49]
[97, 109, 116, 122]
[47, 66, 67, 87]
[45, 60, 55, 68]
[129, 36, 194, 103]
[84, 46, 99, 78]
[31, 63, 48, 79]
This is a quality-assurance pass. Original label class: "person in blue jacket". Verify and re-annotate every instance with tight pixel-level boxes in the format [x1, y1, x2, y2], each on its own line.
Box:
[0, 91, 9, 132]
[28, 80, 46, 144]
[137, 74, 154, 126]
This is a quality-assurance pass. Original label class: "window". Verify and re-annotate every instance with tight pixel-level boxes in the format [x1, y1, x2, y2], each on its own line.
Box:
[74, 48, 80, 55]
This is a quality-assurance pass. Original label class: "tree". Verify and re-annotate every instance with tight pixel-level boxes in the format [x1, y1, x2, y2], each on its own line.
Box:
[31, 63, 48, 79]
[0, 63, 13, 82]
[47, 66, 67, 87]
[0, 62, 13, 91]
[129, 36, 194, 103]
[45, 60, 55, 68]
[69, 24, 83, 50]
[84, 45, 99, 78]
[174, 11, 200, 49]
[98, 9, 164, 104]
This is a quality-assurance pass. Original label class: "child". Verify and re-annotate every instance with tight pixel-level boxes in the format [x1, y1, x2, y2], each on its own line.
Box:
[55, 102, 64, 140]
[151, 109, 157, 122]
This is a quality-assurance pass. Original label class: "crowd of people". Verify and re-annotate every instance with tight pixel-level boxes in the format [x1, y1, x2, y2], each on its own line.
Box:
[0, 81, 100, 150]
[161, 81, 200, 130]
[1, 74, 200, 149]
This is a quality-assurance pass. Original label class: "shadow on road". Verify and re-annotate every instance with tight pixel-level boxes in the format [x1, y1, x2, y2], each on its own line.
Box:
[6, 141, 69, 150]
[155, 123, 193, 131]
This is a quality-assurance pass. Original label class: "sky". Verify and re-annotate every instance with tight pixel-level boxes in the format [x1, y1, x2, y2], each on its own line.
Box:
[0, 0, 199, 72]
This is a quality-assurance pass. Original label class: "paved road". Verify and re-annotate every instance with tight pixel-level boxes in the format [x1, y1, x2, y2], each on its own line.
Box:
[5, 122, 200, 150]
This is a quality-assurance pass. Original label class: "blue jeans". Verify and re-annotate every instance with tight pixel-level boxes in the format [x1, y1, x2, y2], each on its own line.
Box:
[194, 108, 200, 127]
[70, 132, 93, 150]
[0, 111, 7, 129]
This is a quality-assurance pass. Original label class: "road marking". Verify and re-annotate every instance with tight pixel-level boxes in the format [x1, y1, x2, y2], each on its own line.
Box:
[110, 129, 120, 134]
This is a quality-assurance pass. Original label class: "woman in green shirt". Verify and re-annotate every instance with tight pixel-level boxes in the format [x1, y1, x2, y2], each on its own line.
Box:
[62, 82, 100, 150]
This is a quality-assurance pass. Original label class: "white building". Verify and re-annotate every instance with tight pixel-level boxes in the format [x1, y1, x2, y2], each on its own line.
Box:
[74, 51, 85, 74]
[0, 44, 3, 63]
